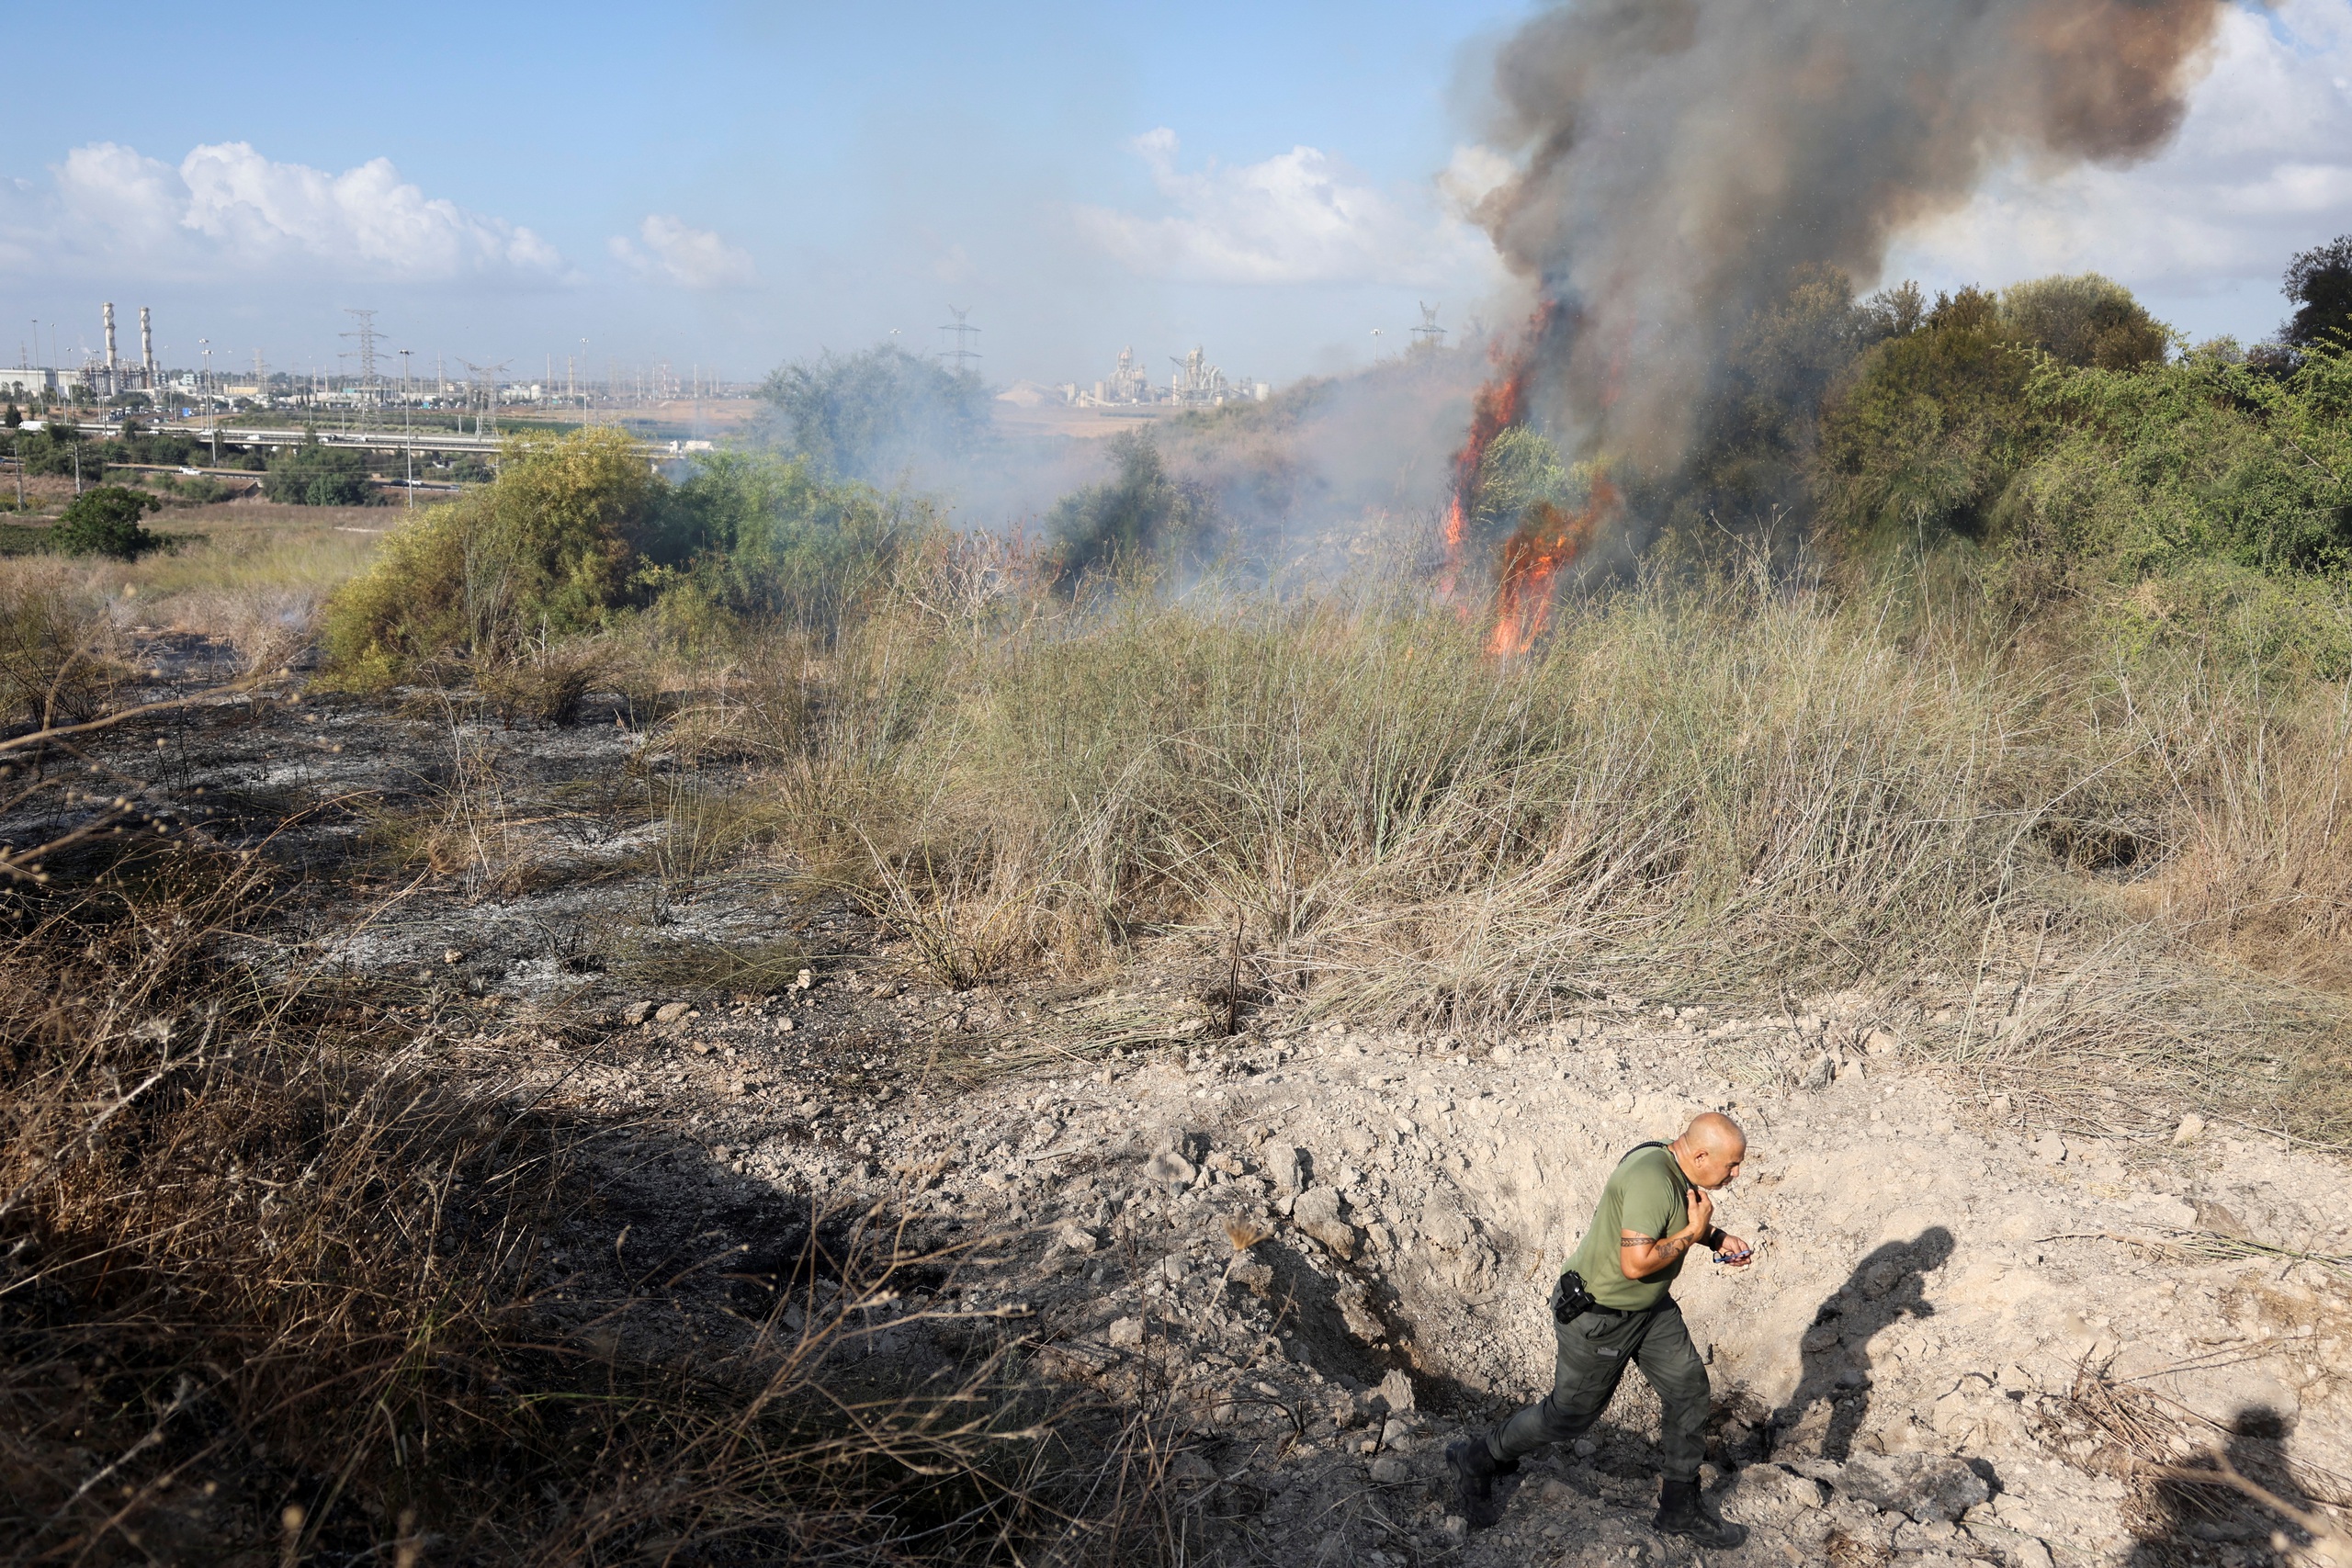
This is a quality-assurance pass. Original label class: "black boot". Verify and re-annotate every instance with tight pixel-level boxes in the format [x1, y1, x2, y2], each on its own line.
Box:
[1444, 1437, 1514, 1530]
[1654, 1476, 1745, 1548]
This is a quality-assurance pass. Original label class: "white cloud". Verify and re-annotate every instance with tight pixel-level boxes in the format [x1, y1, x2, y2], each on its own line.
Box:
[1076, 128, 1501, 288]
[608, 215, 758, 290]
[0, 141, 566, 284]
[1888, 0, 2352, 340]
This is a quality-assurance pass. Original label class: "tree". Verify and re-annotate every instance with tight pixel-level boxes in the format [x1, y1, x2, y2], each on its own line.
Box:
[1998, 274, 2168, 369]
[1815, 287, 2043, 545]
[265, 434, 377, 506]
[49, 486, 164, 559]
[2283, 234, 2352, 353]
[3, 404, 18, 429]
[1045, 431, 1217, 581]
[757, 344, 989, 484]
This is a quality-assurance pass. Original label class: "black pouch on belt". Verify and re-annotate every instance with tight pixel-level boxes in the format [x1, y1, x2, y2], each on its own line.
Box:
[1550, 1270, 1600, 1324]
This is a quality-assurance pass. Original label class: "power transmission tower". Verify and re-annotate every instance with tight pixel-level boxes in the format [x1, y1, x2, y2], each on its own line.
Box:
[938, 306, 981, 372]
[341, 309, 382, 431]
[460, 358, 509, 439]
[1412, 302, 1448, 355]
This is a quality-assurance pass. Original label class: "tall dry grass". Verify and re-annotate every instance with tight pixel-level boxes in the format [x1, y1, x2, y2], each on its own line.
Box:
[0, 566, 119, 727]
[662, 556, 2352, 1140]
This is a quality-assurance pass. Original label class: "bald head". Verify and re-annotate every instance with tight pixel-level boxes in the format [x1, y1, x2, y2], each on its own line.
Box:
[1673, 1112, 1747, 1190]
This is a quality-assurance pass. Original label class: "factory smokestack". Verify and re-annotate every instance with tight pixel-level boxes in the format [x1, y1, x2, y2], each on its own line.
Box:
[102, 303, 118, 398]
[1464, 0, 2229, 473]
[139, 307, 154, 391]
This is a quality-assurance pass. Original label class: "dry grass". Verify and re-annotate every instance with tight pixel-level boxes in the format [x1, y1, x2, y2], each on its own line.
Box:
[0, 566, 119, 727]
[647, 558, 2352, 1143]
[0, 855, 1183, 1566]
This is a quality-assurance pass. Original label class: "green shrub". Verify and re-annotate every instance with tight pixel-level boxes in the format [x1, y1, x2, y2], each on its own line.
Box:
[322, 426, 662, 683]
[1045, 430, 1218, 581]
[1999, 274, 2169, 370]
[49, 486, 164, 559]
[657, 451, 933, 641]
[2001, 343, 2352, 578]
[14, 421, 101, 482]
[758, 343, 988, 483]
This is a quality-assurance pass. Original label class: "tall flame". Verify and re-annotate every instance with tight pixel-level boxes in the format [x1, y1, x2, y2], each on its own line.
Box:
[1437, 306, 1555, 604]
[1487, 477, 1617, 658]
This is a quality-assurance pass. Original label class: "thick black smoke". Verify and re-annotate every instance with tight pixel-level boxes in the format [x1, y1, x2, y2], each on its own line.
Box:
[1472, 0, 2230, 466]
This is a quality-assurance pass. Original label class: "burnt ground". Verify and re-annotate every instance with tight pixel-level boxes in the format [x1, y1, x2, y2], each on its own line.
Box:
[12, 637, 2352, 1568]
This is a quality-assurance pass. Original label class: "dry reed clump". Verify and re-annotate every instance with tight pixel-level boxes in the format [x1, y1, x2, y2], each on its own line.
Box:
[0, 854, 1180, 1566]
[0, 563, 120, 728]
[151, 585, 326, 674]
[2120, 674, 2352, 991]
[731, 581, 2096, 1010]
[474, 636, 609, 728]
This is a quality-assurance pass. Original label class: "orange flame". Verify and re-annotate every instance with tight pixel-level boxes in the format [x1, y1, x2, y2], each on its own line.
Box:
[1487, 477, 1618, 658]
[1437, 305, 1554, 602]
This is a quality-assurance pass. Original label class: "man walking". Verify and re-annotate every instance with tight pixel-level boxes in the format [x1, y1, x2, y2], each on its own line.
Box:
[1447, 1112, 1753, 1547]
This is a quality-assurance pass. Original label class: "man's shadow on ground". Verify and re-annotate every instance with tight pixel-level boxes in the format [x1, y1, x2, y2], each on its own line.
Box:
[2126, 1404, 2317, 1564]
[1770, 1225, 1954, 1461]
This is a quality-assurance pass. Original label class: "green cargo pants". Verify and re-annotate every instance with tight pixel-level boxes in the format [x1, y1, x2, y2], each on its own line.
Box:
[1485, 1290, 1711, 1482]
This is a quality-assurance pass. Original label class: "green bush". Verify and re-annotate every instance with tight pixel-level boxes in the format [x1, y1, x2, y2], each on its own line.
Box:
[265, 435, 378, 505]
[1992, 343, 2352, 585]
[1045, 431, 1218, 581]
[757, 344, 988, 483]
[322, 426, 662, 683]
[656, 452, 933, 641]
[49, 486, 164, 559]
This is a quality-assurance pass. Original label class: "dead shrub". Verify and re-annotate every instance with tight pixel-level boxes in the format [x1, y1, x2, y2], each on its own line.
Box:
[0, 564, 119, 728]
[477, 637, 607, 728]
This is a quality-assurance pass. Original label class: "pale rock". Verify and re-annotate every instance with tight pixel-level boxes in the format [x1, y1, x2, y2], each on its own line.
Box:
[1168, 1450, 1217, 1485]
[2172, 1113, 2206, 1145]
[1737, 1464, 1827, 1517]
[1336, 1281, 1384, 1340]
[1368, 1454, 1412, 1484]
[1419, 1196, 1474, 1249]
[622, 1000, 655, 1025]
[1865, 1029, 1900, 1057]
[2030, 1130, 2067, 1166]
[1053, 1218, 1100, 1254]
[1293, 1185, 1359, 1258]
[1106, 1316, 1146, 1348]
[1374, 1367, 1416, 1414]
[1799, 1054, 1835, 1091]
[653, 1001, 692, 1025]
[1145, 1150, 1198, 1190]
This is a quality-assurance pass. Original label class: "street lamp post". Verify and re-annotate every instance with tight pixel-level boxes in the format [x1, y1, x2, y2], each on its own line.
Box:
[399, 348, 414, 508]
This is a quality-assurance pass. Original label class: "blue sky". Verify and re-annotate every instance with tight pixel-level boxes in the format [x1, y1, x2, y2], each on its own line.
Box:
[5, 0, 2351, 389]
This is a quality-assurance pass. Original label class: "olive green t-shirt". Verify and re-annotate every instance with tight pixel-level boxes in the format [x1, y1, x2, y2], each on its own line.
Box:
[1564, 1144, 1693, 1312]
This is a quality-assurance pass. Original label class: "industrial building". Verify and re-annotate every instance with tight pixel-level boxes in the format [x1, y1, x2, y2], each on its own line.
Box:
[1073, 344, 1269, 412]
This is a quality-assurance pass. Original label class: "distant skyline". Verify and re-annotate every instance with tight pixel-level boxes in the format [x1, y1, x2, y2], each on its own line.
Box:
[4, 0, 2348, 390]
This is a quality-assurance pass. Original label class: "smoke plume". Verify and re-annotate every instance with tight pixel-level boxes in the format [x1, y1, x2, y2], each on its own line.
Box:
[1464, 0, 2229, 479]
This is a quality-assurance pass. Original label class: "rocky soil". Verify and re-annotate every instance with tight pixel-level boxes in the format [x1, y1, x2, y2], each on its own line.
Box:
[21, 645, 2352, 1568]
